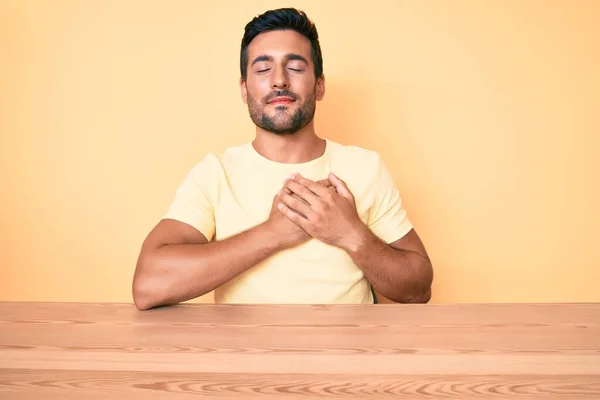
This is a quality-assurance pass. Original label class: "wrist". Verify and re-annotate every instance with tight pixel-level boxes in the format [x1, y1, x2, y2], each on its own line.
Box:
[340, 222, 374, 255]
[253, 222, 282, 253]
[256, 221, 292, 252]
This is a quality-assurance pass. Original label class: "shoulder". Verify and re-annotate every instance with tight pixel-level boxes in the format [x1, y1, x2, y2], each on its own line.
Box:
[187, 142, 251, 177]
[327, 139, 385, 173]
[325, 140, 394, 205]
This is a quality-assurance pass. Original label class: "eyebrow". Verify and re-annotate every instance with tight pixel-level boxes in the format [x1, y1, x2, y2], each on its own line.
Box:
[251, 53, 309, 66]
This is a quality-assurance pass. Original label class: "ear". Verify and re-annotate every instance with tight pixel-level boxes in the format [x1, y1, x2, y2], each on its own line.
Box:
[240, 77, 248, 104]
[316, 74, 326, 101]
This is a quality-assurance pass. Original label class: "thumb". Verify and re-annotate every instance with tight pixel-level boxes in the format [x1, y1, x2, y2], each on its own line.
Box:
[328, 173, 352, 199]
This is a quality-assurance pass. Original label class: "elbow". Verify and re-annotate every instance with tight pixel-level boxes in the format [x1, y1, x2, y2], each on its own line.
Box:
[406, 266, 434, 304]
[408, 259, 433, 303]
[132, 277, 157, 311]
[387, 285, 431, 304]
[407, 286, 432, 304]
[392, 261, 434, 304]
[132, 258, 163, 311]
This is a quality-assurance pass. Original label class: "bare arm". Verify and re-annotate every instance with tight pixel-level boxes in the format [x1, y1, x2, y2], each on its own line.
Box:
[277, 173, 433, 304]
[345, 227, 433, 303]
[132, 219, 285, 310]
[133, 179, 336, 310]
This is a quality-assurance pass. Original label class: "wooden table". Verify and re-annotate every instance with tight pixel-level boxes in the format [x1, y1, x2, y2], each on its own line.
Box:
[0, 302, 599, 399]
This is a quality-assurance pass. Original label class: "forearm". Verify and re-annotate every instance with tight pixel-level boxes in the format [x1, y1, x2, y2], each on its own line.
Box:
[345, 227, 433, 303]
[133, 223, 282, 310]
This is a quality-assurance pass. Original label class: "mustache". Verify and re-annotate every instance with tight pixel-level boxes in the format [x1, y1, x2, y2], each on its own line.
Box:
[264, 90, 298, 103]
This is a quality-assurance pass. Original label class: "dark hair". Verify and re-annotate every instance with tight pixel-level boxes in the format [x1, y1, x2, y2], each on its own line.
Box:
[240, 8, 323, 81]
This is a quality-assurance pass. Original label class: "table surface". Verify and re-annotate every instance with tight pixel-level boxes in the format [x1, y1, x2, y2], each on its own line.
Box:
[0, 302, 599, 399]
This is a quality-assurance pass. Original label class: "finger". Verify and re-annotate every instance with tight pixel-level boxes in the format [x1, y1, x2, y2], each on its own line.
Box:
[283, 187, 309, 204]
[316, 178, 333, 188]
[279, 190, 312, 218]
[287, 173, 330, 198]
[284, 179, 322, 205]
[277, 202, 309, 230]
[324, 182, 336, 192]
[328, 173, 353, 199]
[317, 179, 336, 193]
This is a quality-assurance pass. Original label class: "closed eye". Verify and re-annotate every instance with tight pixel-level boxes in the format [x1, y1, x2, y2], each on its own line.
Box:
[288, 68, 303, 72]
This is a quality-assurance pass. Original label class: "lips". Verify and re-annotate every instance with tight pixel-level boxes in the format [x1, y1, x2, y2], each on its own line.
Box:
[268, 96, 295, 105]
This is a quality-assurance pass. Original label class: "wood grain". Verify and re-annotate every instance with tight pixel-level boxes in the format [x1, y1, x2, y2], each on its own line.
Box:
[2, 370, 600, 399]
[1, 302, 599, 399]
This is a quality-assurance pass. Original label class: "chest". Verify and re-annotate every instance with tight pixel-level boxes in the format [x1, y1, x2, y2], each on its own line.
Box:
[213, 168, 374, 241]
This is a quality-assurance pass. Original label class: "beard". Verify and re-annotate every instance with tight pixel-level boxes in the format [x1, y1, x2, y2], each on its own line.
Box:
[246, 88, 316, 135]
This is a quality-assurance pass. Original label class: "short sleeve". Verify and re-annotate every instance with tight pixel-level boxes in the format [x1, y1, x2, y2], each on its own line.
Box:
[162, 156, 217, 241]
[367, 157, 413, 243]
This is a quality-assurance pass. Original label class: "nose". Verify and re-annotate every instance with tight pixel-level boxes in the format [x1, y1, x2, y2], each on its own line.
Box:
[271, 66, 289, 89]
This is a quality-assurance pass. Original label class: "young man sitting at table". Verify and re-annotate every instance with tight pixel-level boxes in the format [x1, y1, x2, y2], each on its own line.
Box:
[132, 8, 433, 310]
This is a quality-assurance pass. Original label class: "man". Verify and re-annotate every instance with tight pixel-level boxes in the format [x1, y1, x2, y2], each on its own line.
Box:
[132, 8, 433, 310]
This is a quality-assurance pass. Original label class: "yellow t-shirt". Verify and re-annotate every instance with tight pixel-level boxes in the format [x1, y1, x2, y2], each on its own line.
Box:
[163, 139, 413, 304]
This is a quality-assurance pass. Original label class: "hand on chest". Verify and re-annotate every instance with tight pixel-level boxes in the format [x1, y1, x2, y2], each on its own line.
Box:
[214, 169, 373, 241]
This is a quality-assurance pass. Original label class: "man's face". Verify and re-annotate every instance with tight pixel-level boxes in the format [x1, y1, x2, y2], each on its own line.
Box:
[241, 30, 325, 135]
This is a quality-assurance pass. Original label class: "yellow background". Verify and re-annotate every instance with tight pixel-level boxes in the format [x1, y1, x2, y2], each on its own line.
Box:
[1, 0, 598, 304]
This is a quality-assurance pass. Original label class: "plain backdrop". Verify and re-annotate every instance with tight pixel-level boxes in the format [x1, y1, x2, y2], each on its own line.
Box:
[1, 0, 598, 304]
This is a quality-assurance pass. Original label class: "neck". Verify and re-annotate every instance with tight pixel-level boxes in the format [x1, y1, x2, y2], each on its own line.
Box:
[252, 121, 326, 164]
